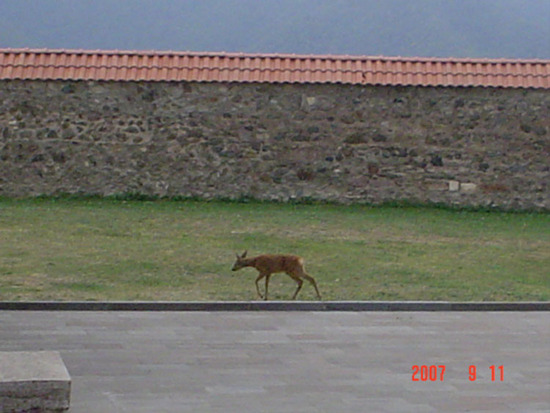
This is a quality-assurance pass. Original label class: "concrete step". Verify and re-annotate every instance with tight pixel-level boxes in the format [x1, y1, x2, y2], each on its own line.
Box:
[0, 351, 71, 412]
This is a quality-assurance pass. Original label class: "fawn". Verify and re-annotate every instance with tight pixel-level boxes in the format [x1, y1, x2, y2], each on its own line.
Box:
[231, 250, 322, 300]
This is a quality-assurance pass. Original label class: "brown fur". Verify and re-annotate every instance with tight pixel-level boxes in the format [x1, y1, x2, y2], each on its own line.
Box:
[232, 250, 321, 300]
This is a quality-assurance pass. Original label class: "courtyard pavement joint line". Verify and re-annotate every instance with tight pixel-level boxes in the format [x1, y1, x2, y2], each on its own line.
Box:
[0, 301, 549, 311]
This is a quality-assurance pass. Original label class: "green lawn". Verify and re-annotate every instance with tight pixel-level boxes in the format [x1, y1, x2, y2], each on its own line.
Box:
[0, 198, 548, 301]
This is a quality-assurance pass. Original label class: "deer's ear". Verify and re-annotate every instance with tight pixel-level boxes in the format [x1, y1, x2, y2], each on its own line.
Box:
[241, 250, 248, 258]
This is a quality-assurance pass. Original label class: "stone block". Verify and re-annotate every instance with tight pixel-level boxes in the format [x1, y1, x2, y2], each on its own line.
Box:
[448, 180, 460, 192]
[0, 351, 71, 412]
[426, 180, 448, 191]
[461, 183, 478, 193]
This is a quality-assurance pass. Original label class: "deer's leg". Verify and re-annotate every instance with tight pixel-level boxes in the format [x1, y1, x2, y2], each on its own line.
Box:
[301, 273, 322, 299]
[255, 273, 266, 299]
[264, 274, 271, 301]
[287, 273, 304, 300]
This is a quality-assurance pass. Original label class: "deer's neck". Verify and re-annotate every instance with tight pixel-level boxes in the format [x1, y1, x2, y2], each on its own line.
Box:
[242, 257, 257, 267]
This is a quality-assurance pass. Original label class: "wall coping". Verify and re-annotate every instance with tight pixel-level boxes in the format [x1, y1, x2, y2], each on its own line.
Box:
[2, 48, 549, 88]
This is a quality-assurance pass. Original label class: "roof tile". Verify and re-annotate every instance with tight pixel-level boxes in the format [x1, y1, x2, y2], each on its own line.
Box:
[0, 48, 549, 88]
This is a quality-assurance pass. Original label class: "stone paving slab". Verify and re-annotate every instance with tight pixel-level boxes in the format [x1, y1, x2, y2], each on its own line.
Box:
[0, 311, 548, 412]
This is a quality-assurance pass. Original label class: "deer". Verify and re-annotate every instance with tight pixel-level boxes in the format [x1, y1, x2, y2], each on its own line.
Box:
[231, 250, 322, 300]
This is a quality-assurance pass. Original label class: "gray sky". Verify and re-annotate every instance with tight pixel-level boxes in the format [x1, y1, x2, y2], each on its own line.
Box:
[1, 0, 549, 58]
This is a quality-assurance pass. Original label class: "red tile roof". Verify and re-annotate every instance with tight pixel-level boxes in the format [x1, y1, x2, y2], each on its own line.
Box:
[1, 48, 549, 89]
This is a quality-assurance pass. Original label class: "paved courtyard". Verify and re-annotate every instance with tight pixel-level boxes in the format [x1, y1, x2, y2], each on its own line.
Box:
[0, 310, 548, 412]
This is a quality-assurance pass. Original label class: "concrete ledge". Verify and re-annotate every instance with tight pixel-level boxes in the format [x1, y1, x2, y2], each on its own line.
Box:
[0, 301, 548, 311]
[0, 351, 71, 413]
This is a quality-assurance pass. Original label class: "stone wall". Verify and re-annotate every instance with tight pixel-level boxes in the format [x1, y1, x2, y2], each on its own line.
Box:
[0, 80, 548, 210]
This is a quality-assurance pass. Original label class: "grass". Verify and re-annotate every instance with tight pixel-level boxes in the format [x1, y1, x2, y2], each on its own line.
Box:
[0, 198, 548, 301]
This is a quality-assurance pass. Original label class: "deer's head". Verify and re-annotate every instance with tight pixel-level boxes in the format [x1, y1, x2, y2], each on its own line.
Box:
[231, 250, 248, 271]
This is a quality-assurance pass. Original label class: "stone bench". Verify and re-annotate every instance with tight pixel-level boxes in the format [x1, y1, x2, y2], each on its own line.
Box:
[0, 351, 71, 412]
